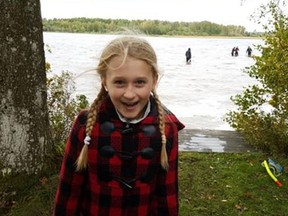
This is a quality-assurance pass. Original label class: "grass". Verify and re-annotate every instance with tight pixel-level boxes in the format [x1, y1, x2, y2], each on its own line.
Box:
[179, 152, 288, 216]
[1, 152, 288, 216]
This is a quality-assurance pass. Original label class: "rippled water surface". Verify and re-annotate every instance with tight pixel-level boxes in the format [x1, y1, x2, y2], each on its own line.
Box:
[44, 32, 263, 130]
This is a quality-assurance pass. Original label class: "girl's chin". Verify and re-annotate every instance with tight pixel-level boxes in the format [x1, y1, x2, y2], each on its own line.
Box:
[118, 104, 145, 120]
[119, 109, 142, 120]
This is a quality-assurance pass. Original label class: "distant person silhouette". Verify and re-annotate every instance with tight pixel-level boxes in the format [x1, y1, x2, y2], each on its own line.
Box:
[231, 47, 236, 56]
[234, 47, 239, 56]
[185, 48, 191, 64]
[246, 46, 252, 57]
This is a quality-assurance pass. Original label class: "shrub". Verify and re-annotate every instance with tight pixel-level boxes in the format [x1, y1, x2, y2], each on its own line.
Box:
[225, 1, 288, 155]
[46, 63, 89, 168]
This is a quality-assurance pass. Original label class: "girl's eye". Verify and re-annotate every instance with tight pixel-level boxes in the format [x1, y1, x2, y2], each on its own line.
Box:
[114, 80, 125, 86]
[136, 80, 146, 86]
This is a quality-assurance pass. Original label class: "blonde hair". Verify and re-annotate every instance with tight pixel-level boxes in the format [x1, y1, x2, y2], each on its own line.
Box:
[76, 36, 169, 171]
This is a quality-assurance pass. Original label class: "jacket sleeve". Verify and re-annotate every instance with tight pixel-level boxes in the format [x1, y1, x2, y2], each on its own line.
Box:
[155, 114, 185, 215]
[53, 111, 88, 215]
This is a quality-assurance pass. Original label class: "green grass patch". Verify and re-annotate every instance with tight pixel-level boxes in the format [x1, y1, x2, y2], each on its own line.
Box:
[179, 152, 288, 216]
[1, 152, 288, 215]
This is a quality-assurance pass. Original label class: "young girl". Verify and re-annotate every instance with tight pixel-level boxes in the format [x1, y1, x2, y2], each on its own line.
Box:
[54, 36, 185, 216]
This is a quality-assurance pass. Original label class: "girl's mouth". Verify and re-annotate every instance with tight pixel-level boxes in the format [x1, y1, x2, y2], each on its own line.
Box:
[122, 101, 138, 110]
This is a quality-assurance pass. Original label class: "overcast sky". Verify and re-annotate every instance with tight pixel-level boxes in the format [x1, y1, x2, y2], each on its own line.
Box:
[40, 0, 273, 32]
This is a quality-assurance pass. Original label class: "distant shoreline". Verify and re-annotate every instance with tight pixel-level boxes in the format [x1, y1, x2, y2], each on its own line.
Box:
[43, 31, 263, 40]
[155, 35, 263, 40]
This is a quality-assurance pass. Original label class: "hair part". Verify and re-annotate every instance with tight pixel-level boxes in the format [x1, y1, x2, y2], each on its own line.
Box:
[97, 36, 159, 80]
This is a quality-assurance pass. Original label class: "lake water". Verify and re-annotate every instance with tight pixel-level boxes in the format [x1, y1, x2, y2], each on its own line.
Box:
[43, 32, 263, 131]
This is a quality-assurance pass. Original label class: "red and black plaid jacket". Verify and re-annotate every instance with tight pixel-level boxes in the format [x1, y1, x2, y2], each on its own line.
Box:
[54, 96, 185, 216]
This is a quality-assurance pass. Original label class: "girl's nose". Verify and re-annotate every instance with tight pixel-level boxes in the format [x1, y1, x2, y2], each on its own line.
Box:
[123, 85, 136, 99]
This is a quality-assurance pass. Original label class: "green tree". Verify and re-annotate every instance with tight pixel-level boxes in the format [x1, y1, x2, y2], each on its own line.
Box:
[225, 1, 288, 154]
[42, 18, 252, 36]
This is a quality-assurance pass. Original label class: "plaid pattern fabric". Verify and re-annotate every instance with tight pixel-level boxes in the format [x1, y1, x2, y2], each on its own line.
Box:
[54, 96, 185, 216]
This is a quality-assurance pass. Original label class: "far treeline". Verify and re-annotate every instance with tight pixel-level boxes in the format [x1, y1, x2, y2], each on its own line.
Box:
[42, 17, 262, 37]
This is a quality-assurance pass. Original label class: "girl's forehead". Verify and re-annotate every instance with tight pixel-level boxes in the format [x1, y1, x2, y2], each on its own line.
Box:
[108, 56, 150, 70]
[106, 57, 154, 79]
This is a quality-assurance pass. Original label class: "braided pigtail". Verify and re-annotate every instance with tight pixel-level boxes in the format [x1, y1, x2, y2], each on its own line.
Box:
[76, 86, 107, 171]
[152, 90, 168, 171]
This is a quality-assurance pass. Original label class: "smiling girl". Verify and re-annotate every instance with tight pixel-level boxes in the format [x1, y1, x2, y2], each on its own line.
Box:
[54, 36, 185, 216]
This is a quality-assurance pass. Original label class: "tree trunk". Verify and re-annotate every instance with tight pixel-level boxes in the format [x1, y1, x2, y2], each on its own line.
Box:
[0, 0, 49, 174]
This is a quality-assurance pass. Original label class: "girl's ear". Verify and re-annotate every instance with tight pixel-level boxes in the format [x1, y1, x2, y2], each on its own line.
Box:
[101, 78, 108, 91]
[152, 75, 158, 90]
